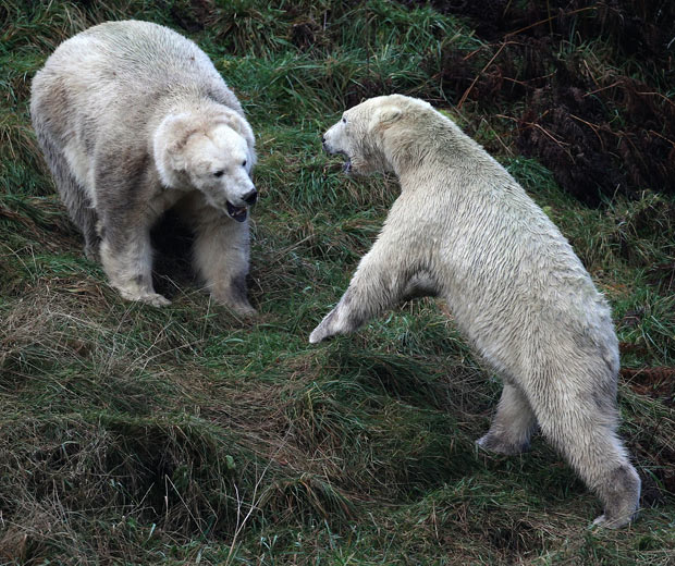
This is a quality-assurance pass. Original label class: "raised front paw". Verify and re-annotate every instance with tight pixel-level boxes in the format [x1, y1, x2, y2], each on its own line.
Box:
[309, 310, 338, 344]
[309, 324, 330, 344]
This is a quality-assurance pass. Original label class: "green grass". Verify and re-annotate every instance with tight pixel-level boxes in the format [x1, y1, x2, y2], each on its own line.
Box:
[1, 1, 674, 564]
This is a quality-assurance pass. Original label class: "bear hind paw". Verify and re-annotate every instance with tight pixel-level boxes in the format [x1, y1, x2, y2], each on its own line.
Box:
[590, 511, 637, 530]
[476, 433, 530, 456]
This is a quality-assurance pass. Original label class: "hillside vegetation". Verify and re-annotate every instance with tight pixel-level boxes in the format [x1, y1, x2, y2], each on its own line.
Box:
[1, 1, 673, 564]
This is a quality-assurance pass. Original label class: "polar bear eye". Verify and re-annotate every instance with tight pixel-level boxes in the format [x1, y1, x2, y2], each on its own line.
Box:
[342, 117, 347, 124]
[213, 170, 224, 178]
[242, 159, 247, 167]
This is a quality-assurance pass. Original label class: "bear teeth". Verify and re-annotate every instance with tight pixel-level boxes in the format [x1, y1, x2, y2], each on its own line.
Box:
[226, 201, 248, 223]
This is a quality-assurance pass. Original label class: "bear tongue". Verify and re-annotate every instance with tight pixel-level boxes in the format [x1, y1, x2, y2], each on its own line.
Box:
[226, 201, 248, 223]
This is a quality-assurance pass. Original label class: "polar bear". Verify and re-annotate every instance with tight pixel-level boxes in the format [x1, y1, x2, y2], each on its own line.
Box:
[31, 21, 257, 314]
[310, 95, 640, 528]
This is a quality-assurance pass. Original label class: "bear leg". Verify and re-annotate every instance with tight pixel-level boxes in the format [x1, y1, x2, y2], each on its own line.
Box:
[32, 125, 100, 259]
[529, 377, 640, 528]
[100, 222, 170, 307]
[310, 236, 413, 343]
[191, 211, 255, 317]
[477, 382, 538, 455]
[590, 464, 641, 529]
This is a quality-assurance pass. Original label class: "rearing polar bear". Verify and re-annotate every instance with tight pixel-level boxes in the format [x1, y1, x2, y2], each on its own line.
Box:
[310, 95, 640, 528]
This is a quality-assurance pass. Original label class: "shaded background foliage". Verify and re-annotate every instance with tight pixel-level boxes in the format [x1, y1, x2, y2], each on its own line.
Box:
[416, 0, 675, 204]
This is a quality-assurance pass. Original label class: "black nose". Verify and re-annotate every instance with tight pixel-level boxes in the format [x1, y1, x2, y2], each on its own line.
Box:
[243, 188, 258, 206]
[321, 135, 326, 143]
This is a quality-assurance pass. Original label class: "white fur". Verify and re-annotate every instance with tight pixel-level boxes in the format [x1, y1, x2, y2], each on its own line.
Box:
[311, 95, 640, 528]
[63, 141, 96, 205]
[31, 21, 257, 314]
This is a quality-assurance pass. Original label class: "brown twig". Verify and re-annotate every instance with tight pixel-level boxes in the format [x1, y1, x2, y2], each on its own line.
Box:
[582, 59, 602, 91]
[504, 6, 597, 38]
[529, 122, 569, 151]
[648, 130, 675, 148]
[570, 114, 605, 150]
[635, 90, 675, 110]
[497, 113, 571, 156]
[462, 47, 484, 62]
[584, 81, 621, 97]
[457, 41, 510, 110]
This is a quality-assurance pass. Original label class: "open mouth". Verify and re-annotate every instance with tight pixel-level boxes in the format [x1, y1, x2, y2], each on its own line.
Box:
[324, 145, 353, 174]
[226, 201, 248, 223]
[334, 150, 352, 174]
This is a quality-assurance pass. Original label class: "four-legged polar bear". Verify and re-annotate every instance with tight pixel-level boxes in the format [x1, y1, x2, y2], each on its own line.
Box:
[310, 94, 640, 528]
[31, 20, 257, 314]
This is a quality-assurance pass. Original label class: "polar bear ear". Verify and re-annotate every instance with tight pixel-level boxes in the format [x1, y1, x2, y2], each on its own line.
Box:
[154, 113, 195, 186]
[220, 112, 256, 151]
[369, 105, 403, 131]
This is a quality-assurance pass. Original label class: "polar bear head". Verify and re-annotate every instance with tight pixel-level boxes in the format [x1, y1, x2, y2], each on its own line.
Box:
[322, 95, 434, 176]
[155, 109, 257, 222]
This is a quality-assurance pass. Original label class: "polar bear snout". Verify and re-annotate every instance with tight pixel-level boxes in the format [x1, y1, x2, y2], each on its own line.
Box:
[322, 130, 354, 174]
[321, 133, 337, 155]
[321, 134, 340, 155]
[321, 121, 346, 154]
[222, 181, 257, 223]
[227, 173, 256, 206]
[242, 188, 258, 206]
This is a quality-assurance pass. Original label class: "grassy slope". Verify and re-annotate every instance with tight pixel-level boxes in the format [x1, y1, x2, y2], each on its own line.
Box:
[1, 1, 674, 564]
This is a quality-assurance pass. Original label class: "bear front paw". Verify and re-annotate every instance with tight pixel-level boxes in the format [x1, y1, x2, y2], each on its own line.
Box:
[230, 303, 258, 318]
[309, 321, 334, 344]
[309, 308, 350, 344]
[212, 294, 257, 318]
[121, 291, 171, 307]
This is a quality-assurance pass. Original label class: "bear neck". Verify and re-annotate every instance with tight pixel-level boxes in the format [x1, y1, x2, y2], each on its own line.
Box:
[385, 119, 499, 192]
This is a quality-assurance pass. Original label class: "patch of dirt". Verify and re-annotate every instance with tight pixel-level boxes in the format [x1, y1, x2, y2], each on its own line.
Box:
[517, 84, 627, 204]
[427, 0, 675, 68]
[517, 76, 675, 205]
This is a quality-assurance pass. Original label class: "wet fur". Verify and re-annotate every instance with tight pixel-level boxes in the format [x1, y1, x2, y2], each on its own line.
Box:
[311, 94, 640, 528]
